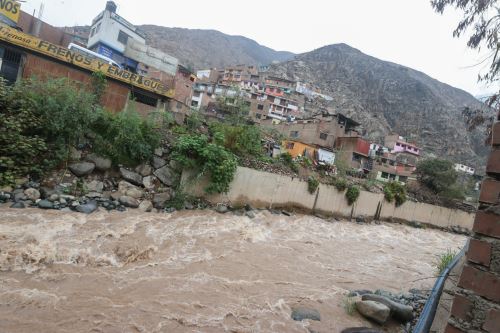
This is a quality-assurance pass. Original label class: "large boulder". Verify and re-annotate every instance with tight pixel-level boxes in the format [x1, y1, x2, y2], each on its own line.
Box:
[138, 200, 153, 212]
[86, 154, 112, 171]
[69, 162, 95, 177]
[37, 200, 54, 209]
[142, 176, 156, 189]
[152, 156, 167, 169]
[85, 180, 104, 193]
[216, 205, 228, 214]
[125, 187, 143, 199]
[153, 192, 171, 208]
[10, 202, 26, 209]
[76, 201, 98, 214]
[291, 306, 321, 321]
[355, 301, 390, 325]
[24, 188, 40, 201]
[362, 294, 414, 323]
[135, 163, 152, 177]
[119, 196, 140, 208]
[119, 168, 143, 186]
[153, 166, 174, 186]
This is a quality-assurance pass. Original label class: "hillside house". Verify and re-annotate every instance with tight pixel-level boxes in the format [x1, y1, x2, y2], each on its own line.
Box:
[384, 134, 421, 166]
[454, 163, 475, 175]
[335, 136, 371, 172]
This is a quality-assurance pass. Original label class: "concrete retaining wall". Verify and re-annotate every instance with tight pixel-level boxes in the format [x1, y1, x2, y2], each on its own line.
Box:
[182, 167, 475, 230]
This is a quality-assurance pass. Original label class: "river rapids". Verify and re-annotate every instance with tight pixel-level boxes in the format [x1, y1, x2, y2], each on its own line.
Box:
[0, 208, 466, 332]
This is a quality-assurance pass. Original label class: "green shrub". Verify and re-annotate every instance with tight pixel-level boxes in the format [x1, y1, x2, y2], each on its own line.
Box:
[92, 105, 160, 166]
[172, 134, 237, 193]
[334, 178, 348, 192]
[435, 249, 457, 275]
[164, 188, 189, 210]
[416, 158, 459, 194]
[0, 79, 48, 185]
[0, 77, 102, 185]
[346, 185, 360, 205]
[383, 182, 407, 207]
[210, 122, 263, 157]
[280, 152, 299, 173]
[342, 295, 357, 316]
[307, 176, 319, 194]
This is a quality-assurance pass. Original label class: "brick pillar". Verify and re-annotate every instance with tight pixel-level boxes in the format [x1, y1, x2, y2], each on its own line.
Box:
[445, 121, 500, 332]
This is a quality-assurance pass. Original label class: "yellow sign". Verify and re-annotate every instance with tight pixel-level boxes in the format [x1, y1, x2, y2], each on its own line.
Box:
[0, 0, 20, 23]
[0, 24, 174, 97]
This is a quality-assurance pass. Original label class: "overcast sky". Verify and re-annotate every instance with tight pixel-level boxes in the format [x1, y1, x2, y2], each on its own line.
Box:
[21, 0, 497, 96]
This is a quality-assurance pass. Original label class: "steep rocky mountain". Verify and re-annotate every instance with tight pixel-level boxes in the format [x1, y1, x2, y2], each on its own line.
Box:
[138, 25, 295, 70]
[67, 23, 489, 168]
[269, 44, 491, 169]
[66, 25, 294, 70]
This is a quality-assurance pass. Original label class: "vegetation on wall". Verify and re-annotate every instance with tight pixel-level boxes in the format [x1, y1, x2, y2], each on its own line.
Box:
[171, 134, 237, 194]
[383, 181, 407, 207]
[334, 178, 348, 192]
[0, 77, 161, 186]
[0, 79, 48, 185]
[345, 185, 360, 205]
[307, 175, 319, 194]
[210, 122, 263, 157]
[92, 104, 160, 166]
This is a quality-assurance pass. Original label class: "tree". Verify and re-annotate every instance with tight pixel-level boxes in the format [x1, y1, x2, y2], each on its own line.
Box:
[432, 0, 499, 127]
[416, 158, 459, 194]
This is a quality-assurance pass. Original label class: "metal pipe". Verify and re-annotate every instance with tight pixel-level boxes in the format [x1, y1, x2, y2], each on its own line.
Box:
[412, 243, 467, 333]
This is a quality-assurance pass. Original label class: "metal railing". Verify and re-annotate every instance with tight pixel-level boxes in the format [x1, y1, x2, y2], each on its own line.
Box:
[412, 243, 468, 333]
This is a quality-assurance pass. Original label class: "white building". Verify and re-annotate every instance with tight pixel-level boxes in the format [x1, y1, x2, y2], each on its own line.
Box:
[86, 1, 146, 68]
[454, 163, 475, 175]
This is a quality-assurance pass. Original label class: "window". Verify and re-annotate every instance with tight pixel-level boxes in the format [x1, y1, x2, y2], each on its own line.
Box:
[90, 27, 96, 37]
[256, 113, 262, 119]
[290, 131, 299, 138]
[95, 22, 102, 34]
[191, 100, 199, 107]
[381, 172, 389, 179]
[176, 101, 183, 109]
[286, 142, 295, 149]
[319, 133, 328, 140]
[257, 104, 264, 110]
[131, 91, 158, 107]
[118, 30, 130, 44]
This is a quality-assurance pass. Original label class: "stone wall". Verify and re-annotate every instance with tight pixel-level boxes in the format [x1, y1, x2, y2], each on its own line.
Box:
[445, 121, 500, 332]
[182, 167, 475, 231]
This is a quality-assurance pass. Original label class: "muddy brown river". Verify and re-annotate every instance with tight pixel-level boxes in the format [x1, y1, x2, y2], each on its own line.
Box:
[0, 208, 466, 333]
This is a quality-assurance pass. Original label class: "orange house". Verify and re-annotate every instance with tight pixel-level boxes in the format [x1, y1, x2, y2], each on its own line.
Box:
[282, 140, 316, 159]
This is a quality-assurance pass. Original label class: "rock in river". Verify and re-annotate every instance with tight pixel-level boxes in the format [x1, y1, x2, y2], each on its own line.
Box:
[37, 200, 54, 209]
[24, 188, 40, 201]
[139, 200, 153, 212]
[119, 196, 140, 208]
[362, 294, 414, 323]
[291, 306, 321, 321]
[76, 201, 98, 214]
[355, 300, 390, 325]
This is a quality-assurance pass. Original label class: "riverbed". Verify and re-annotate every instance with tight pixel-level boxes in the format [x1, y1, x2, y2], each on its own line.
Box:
[0, 208, 466, 332]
